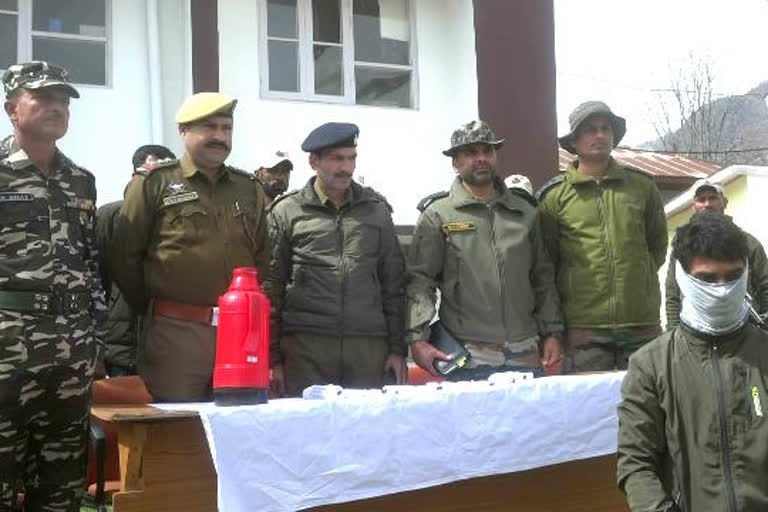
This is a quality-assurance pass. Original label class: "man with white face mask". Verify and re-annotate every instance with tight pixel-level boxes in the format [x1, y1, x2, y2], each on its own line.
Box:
[665, 179, 768, 328]
[617, 213, 768, 512]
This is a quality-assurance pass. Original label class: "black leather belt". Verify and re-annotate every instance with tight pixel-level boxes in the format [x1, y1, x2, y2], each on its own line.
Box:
[0, 290, 91, 314]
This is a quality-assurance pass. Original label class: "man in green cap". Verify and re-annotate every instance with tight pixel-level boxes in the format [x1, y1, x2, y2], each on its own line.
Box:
[406, 120, 564, 380]
[111, 92, 270, 402]
[267, 122, 406, 396]
[0, 61, 106, 511]
[537, 101, 667, 372]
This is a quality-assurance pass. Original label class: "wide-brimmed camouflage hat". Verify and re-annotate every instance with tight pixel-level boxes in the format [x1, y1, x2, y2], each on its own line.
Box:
[443, 120, 504, 156]
[558, 101, 626, 154]
[2, 61, 79, 98]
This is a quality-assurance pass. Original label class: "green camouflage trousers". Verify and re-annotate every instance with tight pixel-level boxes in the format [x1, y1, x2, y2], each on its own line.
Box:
[565, 324, 662, 373]
[447, 336, 542, 381]
[0, 311, 96, 512]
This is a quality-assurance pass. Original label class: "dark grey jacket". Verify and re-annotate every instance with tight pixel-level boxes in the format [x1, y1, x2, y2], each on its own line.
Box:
[266, 178, 406, 365]
[96, 200, 140, 374]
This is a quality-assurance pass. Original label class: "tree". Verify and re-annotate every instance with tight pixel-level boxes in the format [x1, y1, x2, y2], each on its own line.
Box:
[648, 54, 753, 165]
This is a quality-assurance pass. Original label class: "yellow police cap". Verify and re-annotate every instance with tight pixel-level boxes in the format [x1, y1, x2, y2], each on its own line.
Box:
[175, 92, 237, 124]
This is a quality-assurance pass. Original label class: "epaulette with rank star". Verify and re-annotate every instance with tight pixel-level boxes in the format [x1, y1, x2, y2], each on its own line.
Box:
[142, 158, 179, 175]
[535, 174, 565, 202]
[417, 191, 449, 212]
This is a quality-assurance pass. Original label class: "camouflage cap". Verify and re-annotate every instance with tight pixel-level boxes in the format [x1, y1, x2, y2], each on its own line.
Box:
[176, 92, 237, 124]
[443, 120, 504, 156]
[2, 61, 79, 98]
[558, 101, 626, 154]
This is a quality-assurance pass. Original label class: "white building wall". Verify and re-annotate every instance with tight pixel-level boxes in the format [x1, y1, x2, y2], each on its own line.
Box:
[218, 0, 478, 225]
[0, 0, 191, 207]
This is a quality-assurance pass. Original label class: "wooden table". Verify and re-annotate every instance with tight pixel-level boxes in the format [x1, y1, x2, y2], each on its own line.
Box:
[92, 405, 628, 512]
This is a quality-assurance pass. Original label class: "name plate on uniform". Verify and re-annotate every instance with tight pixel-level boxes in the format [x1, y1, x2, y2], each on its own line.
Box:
[0, 192, 34, 202]
[162, 192, 199, 206]
[442, 221, 475, 234]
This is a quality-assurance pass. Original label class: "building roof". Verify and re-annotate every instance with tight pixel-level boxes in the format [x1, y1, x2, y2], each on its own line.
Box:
[558, 147, 722, 187]
[664, 165, 768, 216]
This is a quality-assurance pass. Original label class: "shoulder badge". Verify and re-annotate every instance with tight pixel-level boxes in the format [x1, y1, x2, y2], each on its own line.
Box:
[535, 174, 565, 202]
[267, 189, 300, 213]
[623, 165, 654, 180]
[153, 158, 178, 171]
[417, 191, 449, 213]
[509, 188, 538, 207]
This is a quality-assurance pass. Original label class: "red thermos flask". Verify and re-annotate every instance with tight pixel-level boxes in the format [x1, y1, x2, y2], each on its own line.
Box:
[213, 267, 270, 406]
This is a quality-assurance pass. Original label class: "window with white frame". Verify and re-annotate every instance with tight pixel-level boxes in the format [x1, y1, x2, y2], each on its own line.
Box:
[262, 0, 416, 109]
[0, 0, 109, 86]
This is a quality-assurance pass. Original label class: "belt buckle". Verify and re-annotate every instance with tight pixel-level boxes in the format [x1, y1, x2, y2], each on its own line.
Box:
[65, 293, 81, 314]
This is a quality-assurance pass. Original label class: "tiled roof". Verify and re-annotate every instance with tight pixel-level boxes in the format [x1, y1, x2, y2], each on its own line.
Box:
[558, 147, 722, 179]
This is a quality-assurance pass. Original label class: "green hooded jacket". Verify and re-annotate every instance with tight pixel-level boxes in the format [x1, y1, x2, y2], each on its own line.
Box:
[617, 323, 768, 511]
[537, 159, 667, 328]
[405, 177, 562, 345]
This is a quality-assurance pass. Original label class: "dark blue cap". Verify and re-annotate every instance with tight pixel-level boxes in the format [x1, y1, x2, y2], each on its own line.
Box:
[301, 122, 359, 153]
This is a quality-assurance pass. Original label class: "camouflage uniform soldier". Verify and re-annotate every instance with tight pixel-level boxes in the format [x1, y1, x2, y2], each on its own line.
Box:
[110, 93, 270, 402]
[0, 62, 106, 511]
[537, 101, 667, 372]
[407, 121, 564, 380]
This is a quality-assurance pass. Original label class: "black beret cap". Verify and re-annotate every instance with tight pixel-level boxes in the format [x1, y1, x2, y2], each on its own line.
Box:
[301, 122, 359, 153]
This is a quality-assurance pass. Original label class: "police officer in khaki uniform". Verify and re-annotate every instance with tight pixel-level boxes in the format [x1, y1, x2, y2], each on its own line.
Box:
[406, 121, 564, 380]
[111, 93, 269, 402]
[267, 123, 406, 396]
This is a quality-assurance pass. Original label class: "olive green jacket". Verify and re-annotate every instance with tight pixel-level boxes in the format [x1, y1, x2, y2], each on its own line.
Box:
[405, 177, 562, 345]
[617, 323, 768, 511]
[666, 229, 768, 328]
[266, 178, 406, 365]
[537, 159, 667, 328]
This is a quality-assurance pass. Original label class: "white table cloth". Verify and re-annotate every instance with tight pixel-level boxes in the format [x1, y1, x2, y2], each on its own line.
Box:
[157, 371, 626, 512]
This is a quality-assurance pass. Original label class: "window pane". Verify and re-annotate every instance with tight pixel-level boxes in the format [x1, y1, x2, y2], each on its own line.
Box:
[314, 45, 342, 96]
[268, 40, 299, 92]
[267, 0, 297, 38]
[355, 66, 411, 108]
[0, 14, 17, 70]
[0, 0, 18, 11]
[33, 0, 106, 37]
[33, 37, 105, 85]
[312, 0, 340, 44]
[353, 0, 409, 65]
